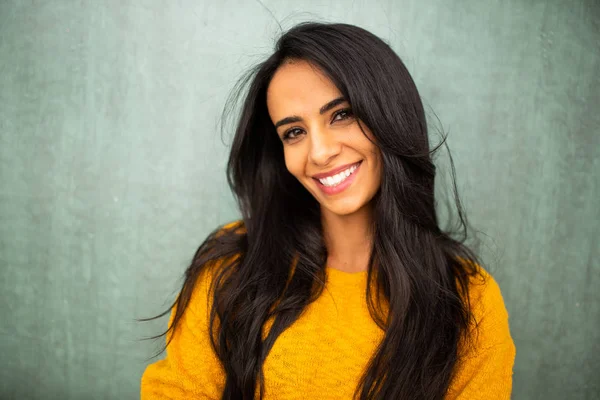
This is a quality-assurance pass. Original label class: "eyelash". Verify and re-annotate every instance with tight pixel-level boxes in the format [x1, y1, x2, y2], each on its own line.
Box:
[282, 108, 354, 142]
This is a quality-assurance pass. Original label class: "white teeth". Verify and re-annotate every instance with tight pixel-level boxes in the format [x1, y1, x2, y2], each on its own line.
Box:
[318, 163, 359, 187]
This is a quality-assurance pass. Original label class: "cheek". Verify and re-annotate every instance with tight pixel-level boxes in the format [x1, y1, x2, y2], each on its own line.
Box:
[283, 148, 304, 179]
[372, 147, 382, 166]
[359, 141, 382, 182]
[372, 150, 383, 180]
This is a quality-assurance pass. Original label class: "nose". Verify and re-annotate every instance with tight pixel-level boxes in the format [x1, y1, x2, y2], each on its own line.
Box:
[308, 128, 342, 166]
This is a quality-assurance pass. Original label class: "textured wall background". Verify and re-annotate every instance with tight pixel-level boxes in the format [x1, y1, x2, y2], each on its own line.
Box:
[1, 0, 598, 399]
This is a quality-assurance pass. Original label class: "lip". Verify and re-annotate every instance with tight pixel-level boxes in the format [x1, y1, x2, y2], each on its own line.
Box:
[313, 161, 362, 196]
[312, 161, 362, 179]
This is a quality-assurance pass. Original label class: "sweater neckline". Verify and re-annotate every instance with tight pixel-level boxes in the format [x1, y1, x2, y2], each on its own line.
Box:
[326, 265, 368, 275]
[325, 265, 368, 285]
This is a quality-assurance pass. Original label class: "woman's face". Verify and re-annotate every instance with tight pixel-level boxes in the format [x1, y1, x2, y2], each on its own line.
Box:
[266, 59, 382, 217]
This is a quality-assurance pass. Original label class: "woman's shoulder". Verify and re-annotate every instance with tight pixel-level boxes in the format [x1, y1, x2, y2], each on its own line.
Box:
[463, 263, 509, 323]
[185, 220, 245, 315]
[458, 262, 514, 356]
[449, 262, 516, 398]
[202, 219, 245, 276]
[448, 263, 516, 399]
[217, 219, 246, 235]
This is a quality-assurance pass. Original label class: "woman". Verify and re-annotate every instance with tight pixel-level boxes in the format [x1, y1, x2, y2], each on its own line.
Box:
[140, 22, 516, 399]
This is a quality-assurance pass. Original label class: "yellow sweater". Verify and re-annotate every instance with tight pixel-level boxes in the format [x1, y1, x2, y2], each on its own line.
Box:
[141, 251, 515, 399]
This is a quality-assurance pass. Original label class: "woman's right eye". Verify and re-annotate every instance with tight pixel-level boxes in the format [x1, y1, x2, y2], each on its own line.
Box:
[282, 128, 303, 142]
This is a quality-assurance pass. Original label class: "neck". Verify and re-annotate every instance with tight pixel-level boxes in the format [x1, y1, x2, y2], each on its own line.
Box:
[321, 204, 374, 273]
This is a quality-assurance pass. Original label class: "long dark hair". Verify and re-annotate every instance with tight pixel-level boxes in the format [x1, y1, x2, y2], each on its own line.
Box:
[144, 21, 484, 400]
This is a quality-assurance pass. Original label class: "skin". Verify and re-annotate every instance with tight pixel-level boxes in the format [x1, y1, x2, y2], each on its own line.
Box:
[266, 59, 383, 273]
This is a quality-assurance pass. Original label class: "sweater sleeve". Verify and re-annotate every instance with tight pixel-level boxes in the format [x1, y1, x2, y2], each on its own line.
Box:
[140, 265, 226, 399]
[446, 270, 516, 400]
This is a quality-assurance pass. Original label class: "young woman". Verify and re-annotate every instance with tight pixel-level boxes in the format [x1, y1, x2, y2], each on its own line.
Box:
[140, 22, 516, 400]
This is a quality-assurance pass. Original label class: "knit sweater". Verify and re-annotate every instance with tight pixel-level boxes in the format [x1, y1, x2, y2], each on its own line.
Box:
[141, 243, 515, 399]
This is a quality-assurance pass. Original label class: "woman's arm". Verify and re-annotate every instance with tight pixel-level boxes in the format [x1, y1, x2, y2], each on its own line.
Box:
[140, 268, 226, 399]
[446, 271, 517, 400]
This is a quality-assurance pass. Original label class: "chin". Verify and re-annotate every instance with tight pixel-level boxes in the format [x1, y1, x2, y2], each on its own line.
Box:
[320, 197, 367, 217]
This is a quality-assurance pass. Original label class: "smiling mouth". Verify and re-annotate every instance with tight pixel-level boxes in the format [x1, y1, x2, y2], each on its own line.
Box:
[314, 161, 362, 188]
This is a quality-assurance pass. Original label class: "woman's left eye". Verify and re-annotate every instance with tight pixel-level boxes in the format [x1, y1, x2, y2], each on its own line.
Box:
[333, 108, 353, 122]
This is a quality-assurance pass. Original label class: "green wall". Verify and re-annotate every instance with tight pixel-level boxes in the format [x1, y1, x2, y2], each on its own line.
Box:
[1, 1, 598, 399]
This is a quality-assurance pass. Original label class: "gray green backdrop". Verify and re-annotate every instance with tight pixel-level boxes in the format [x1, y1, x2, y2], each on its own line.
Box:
[1, 0, 598, 399]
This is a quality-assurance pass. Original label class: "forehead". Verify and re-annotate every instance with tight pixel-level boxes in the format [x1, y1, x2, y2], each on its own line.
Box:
[266, 60, 342, 119]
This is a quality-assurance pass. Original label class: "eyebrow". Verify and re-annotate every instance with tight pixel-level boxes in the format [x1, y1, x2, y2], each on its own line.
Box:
[273, 96, 348, 130]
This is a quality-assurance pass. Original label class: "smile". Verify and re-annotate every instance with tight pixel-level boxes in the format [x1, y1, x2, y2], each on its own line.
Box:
[317, 163, 360, 187]
[313, 161, 362, 196]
